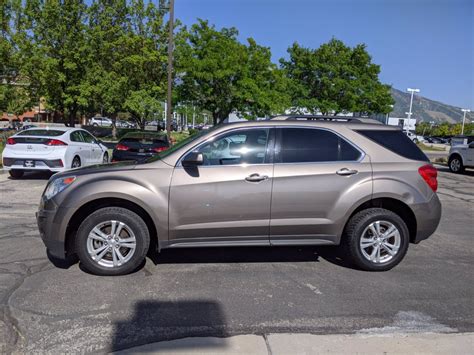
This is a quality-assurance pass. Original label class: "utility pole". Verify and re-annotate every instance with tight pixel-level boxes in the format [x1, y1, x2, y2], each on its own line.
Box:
[461, 109, 471, 135]
[406, 88, 420, 133]
[166, 0, 175, 141]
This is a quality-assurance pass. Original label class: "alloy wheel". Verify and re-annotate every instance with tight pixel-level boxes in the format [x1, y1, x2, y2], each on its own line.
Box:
[450, 158, 461, 172]
[359, 220, 401, 264]
[86, 220, 137, 268]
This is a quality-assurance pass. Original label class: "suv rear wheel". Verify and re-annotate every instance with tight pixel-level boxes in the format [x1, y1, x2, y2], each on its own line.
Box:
[342, 208, 409, 271]
[76, 207, 150, 276]
[448, 155, 464, 173]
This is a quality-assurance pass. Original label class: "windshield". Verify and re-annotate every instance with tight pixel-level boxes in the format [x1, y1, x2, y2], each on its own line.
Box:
[144, 128, 215, 163]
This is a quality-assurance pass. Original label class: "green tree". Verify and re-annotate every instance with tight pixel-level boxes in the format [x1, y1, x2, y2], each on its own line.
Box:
[177, 20, 289, 125]
[281, 39, 394, 115]
[123, 89, 163, 128]
[15, 0, 90, 126]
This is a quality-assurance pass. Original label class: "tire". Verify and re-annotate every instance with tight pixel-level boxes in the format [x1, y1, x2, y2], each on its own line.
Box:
[413, 138, 419, 144]
[341, 208, 410, 271]
[102, 152, 109, 164]
[448, 155, 464, 173]
[92, 123, 98, 127]
[9, 169, 24, 179]
[75, 207, 150, 276]
[71, 156, 81, 169]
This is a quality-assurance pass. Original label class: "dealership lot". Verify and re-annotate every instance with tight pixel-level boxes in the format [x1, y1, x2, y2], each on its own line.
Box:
[0, 167, 473, 353]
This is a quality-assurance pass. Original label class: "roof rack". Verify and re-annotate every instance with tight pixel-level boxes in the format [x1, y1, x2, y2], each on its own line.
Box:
[269, 115, 382, 124]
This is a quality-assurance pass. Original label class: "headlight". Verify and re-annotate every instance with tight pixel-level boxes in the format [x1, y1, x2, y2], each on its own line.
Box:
[44, 176, 76, 200]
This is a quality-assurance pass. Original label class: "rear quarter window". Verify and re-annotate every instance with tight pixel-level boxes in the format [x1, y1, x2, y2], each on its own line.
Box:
[357, 130, 429, 162]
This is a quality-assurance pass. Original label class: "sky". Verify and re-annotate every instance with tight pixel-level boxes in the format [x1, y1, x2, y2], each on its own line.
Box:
[175, 0, 474, 109]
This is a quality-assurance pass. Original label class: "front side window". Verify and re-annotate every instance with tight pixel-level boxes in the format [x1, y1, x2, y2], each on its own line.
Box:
[278, 128, 362, 163]
[194, 128, 270, 166]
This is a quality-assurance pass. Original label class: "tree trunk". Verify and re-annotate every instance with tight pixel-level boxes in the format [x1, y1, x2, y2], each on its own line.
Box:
[212, 112, 219, 126]
[68, 109, 76, 127]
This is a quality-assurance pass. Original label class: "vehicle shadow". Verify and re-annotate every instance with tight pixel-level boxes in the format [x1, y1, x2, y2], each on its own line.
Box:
[149, 245, 355, 269]
[7, 170, 53, 180]
[435, 165, 474, 176]
[111, 300, 228, 352]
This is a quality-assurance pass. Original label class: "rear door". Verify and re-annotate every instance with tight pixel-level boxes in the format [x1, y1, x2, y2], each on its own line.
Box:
[69, 130, 90, 166]
[80, 130, 102, 164]
[270, 127, 372, 245]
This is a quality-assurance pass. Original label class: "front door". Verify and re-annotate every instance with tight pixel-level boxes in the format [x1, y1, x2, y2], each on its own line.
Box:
[168, 127, 274, 245]
[270, 127, 372, 245]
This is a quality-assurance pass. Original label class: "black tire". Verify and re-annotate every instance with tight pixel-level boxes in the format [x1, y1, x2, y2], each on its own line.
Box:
[102, 152, 109, 164]
[9, 169, 24, 179]
[76, 207, 150, 276]
[341, 208, 410, 271]
[448, 155, 464, 173]
[71, 156, 81, 169]
[413, 138, 419, 144]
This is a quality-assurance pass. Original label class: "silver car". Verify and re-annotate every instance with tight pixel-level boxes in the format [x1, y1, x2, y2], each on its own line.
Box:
[37, 118, 441, 276]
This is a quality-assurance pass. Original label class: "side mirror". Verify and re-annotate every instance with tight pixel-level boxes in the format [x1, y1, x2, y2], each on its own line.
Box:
[182, 152, 204, 167]
[469, 142, 474, 149]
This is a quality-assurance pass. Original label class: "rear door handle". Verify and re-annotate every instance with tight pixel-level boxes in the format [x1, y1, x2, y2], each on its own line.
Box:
[336, 168, 358, 176]
[245, 173, 269, 182]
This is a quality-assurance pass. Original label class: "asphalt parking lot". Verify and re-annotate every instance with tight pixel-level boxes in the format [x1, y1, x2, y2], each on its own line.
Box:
[0, 167, 473, 353]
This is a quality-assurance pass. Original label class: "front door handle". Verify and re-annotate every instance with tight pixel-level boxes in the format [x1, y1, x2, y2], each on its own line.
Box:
[336, 168, 358, 176]
[245, 173, 269, 182]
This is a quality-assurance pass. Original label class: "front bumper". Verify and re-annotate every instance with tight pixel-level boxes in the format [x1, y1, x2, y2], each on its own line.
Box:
[411, 193, 442, 243]
[36, 198, 72, 259]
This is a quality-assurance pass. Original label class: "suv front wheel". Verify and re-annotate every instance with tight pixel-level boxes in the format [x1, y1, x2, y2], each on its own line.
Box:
[76, 207, 150, 276]
[448, 155, 464, 173]
[342, 208, 409, 271]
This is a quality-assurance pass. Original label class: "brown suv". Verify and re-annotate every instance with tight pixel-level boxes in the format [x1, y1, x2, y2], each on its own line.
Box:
[37, 118, 441, 275]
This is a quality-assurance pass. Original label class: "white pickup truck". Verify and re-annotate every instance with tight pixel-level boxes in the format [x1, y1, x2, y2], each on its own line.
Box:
[448, 137, 474, 173]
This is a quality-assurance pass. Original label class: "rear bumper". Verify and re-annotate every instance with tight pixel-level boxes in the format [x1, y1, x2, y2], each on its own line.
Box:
[3, 157, 66, 172]
[112, 151, 156, 162]
[411, 193, 442, 243]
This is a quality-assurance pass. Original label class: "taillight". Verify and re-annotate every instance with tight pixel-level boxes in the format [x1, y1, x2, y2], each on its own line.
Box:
[418, 164, 438, 192]
[45, 139, 68, 146]
[153, 146, 168, 153]
[116, 143, 129, 151]
[7, 137, 16, 145]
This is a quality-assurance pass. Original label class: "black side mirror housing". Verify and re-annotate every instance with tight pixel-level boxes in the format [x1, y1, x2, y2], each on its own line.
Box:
[182, 152, 204, 167]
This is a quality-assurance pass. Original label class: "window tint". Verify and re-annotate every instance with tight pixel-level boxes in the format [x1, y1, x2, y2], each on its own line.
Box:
[195, 129, 270, 165]
[357, 130, 428, 162]
[278, 128, 361, 163]
[70, 131, 84, 142]
[80, 130, 96, 143]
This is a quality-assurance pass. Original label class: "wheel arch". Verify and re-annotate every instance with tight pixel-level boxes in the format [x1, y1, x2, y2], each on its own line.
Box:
[344, 197, 417, 243]
[65, 197, 158, 258]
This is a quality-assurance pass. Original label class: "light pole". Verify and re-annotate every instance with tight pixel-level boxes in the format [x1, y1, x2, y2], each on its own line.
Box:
[406, 88, 420, 133]
[166, 0, 175, 141]
[461, 109, 471, 135]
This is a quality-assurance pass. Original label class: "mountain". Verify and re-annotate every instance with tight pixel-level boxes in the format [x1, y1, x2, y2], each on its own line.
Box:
[389, 88, 472, 124]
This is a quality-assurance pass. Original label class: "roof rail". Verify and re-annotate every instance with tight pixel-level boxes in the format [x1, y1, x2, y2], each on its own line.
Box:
[269, 115, 382, 124]
[269, 115, 361, 122]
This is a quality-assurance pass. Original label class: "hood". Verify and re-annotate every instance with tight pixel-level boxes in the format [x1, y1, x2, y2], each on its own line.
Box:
[53, 161, 136, 179]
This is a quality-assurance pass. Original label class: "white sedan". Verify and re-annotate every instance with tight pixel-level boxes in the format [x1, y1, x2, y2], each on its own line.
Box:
[2, 127, 109, 178]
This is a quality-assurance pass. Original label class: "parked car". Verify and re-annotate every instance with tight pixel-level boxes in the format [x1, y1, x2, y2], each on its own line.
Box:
[37, 118, 441, 276]
[2, 127, 109, 178]
[111, 132, 169, 162]
[448, 136, 474, 173]
[89, 117, 113, 127]
[21, 124, 38, 131]
[405, 131, 424, 143]
[116, 119, 136, 128]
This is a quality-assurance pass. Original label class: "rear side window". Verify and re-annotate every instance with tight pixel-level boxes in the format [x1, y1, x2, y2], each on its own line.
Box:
[17, 129, 64, 137]
[70, 131, 84, 142]
[357, 130, 429, 162]
[277, 128, 362, 163]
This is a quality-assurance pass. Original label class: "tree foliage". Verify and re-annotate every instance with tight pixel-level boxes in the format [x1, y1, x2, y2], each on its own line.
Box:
[177, 19, 290, 125]
[281, 39, 394, 115]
